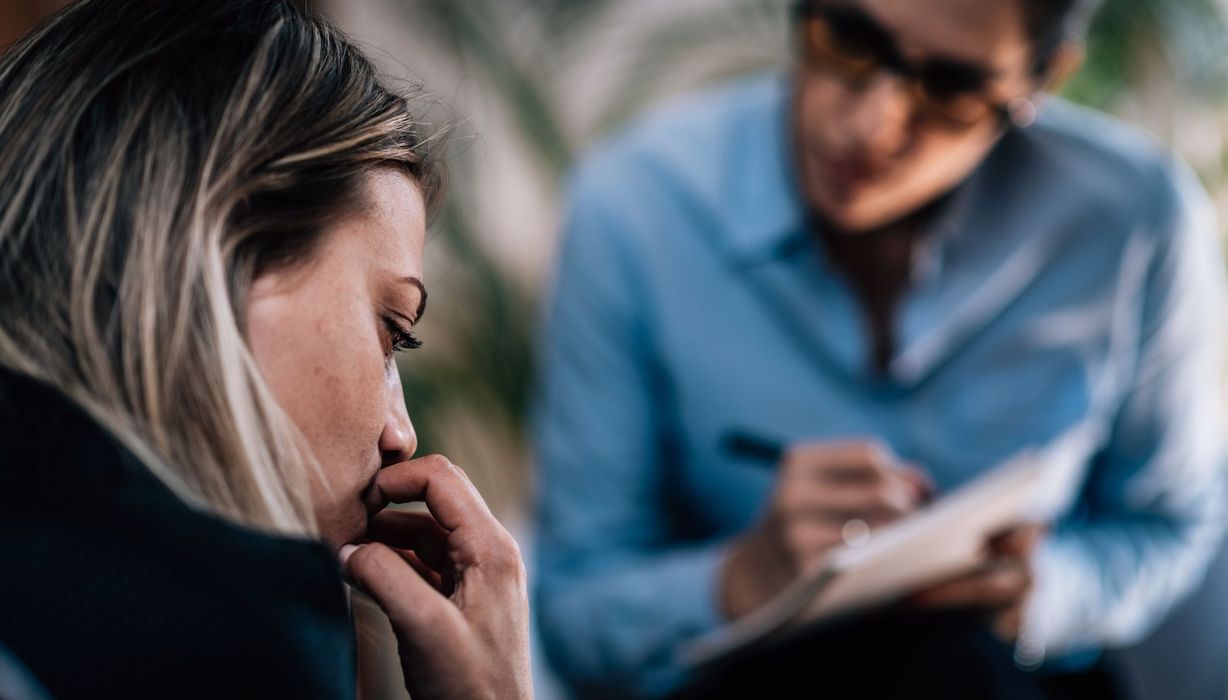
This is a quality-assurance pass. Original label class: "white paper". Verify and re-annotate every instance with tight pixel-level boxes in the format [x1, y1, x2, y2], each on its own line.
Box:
[682, 426, 1095, 667]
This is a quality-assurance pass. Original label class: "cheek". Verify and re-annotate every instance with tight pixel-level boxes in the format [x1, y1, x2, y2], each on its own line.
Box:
[309, 318, 389, 463]
[895, 125, 999, 191]
[302, 325, 393, 547]
[249, 295, 388, 478]
[795, 75, 846, 143]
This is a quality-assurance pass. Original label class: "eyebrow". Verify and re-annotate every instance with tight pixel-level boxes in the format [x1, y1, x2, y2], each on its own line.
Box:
[404, 276, 428, 322]
[827, 1, 1002, 81]
[925, 56, 996, 84]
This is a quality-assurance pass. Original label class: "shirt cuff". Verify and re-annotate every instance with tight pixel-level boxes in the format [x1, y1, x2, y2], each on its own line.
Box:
[1018, 534, 1096, 667]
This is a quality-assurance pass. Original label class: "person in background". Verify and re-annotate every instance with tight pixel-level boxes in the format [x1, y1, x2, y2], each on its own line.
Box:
[534, 0, 1227, 697]
[0, 1, 531, 698]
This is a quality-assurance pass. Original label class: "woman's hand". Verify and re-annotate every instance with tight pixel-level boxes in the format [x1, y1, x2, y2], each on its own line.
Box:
[719, 441, 930, 620]
[909, 524, 1045, 641]
[339, 455, 532, 700]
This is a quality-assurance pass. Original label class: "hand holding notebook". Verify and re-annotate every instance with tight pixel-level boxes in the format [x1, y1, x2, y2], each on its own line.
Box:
[686, 427, 1092, 667]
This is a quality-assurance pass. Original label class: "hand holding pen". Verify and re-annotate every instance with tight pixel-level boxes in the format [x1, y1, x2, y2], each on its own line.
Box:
[724, 430, 1041, 649]
[717, 431, 934, 621]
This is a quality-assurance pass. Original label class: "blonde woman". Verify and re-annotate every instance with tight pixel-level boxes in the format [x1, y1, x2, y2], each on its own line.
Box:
[0, 1, 531, 698]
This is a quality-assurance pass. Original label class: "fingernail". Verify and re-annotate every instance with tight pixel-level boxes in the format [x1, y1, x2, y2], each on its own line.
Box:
[338, 543, 360, 568]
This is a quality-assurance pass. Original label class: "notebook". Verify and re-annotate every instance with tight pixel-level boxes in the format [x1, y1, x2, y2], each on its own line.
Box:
[681, 427, 1093, 667]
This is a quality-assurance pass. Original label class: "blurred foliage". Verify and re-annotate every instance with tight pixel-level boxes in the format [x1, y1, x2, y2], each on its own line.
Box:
[380, 0, 1228, 512]
[1066, 0, 1228, 107]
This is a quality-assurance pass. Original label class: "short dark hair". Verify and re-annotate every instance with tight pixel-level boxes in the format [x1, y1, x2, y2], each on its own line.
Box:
[1022, 0, 1104, 73]
[792, 0, 1103, 75]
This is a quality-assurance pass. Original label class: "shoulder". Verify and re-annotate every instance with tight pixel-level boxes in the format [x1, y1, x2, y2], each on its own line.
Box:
[0, 369, 354, 698]
[557, 73, 789, 284]
[1012, 99, 1211, 246]
[566, 73, 787, 218]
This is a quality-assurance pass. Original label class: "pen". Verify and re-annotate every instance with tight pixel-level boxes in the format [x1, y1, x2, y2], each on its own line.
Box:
[721, 430, 786, 466]
[722, 429, 878, 548]
[722, 428, 937, 503]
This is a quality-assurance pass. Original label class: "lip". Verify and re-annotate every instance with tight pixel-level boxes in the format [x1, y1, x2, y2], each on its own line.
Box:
[811, 149, 887, 194]
[360, 461, 386, 516]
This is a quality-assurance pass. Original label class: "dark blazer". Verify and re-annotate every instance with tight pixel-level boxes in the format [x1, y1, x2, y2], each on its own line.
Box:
[0, 367, 356, 699]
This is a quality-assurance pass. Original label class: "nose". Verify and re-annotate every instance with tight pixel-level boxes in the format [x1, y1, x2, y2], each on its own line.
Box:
[844, 72, 912, 159]
[378, 368, 417, 467]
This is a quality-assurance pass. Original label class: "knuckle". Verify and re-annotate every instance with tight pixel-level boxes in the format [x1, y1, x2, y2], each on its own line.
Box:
[991, 568, 1019, 594]
[784, 442, 819, 463]
[790, 444, 830, 471]
[476, 529, 528, 578]
[869, 482, 891, 501]
[862, 466, 889, 485]
[868, 484, 899, 510]
[774, 487, 803, 515]
[850, 443, 879, 464]
[1010, 565, 1031, 592]
[495, 533, 527, 574]
[506, 552, 529, 588]
[854, 440, 893, 468]
[786, 443, 835, 473]
[780, 452, 808, 480]
[347, 543, 395, 581]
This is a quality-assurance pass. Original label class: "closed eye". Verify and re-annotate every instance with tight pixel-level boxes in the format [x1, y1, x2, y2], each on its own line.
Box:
[383, 317, 422, 354]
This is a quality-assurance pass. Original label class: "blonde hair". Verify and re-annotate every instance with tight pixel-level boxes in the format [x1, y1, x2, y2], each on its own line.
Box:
[0, 0, 440, 537]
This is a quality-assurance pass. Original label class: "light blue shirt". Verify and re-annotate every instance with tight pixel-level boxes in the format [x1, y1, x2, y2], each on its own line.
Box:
[532, 74, 1227, 698]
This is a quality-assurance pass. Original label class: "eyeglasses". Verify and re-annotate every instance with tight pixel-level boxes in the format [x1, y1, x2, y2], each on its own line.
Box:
[792, 0, 1036, 130]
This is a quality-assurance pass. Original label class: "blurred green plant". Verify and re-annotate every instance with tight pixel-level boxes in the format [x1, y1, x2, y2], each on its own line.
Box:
[379, 0, 1228, 514]
[1067, 0, 1228, 108]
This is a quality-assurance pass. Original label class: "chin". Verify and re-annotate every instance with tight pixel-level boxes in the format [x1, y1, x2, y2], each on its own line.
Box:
[811, 183, 931, 233]
[316, 499, 371, 550]
[812, 193, 891, 232]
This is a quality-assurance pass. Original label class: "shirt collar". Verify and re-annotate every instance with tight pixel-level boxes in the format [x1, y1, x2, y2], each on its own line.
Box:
[718, 75, 808, 264]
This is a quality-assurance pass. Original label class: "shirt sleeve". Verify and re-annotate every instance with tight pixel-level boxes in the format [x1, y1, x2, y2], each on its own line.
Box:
[1023, 161, 1228, 661]
[532, 170, 727, 698]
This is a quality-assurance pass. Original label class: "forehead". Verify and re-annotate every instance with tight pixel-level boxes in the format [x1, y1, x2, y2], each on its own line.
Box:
[854, 0, 1032, 73]
[354, 168, 427, 272]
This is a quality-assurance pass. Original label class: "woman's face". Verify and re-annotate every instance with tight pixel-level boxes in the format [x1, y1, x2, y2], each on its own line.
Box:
[246, 169, 427, 548]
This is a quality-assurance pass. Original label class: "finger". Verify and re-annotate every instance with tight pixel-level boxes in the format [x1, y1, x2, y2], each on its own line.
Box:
[367, 454, 496, 534]
[780, 480, 917, 523]
[370, 458, 522, 574]
[813, 464, 932, 505]
[899, 465, 936, 503]
[994, 605, 1023, 642]
[786, 503, 907, 529]
[912, 562, 1030, 610]
[779, 524, 843, 576]
[784, 445, 930, 510]
[366, 509, 451, 571]
[395, 548, 446, 593]
[782, 522, 844, 557]
[786, 441, 896, 482]
[824, 480, 916, 516]
[340, 542, 461, 636]
[990, 523, 1046, 559]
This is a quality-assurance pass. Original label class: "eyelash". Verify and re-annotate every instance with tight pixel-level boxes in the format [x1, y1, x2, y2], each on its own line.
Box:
[383, 317, 422, 354]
